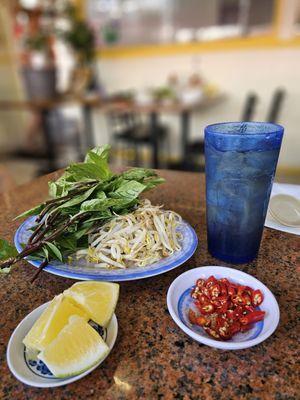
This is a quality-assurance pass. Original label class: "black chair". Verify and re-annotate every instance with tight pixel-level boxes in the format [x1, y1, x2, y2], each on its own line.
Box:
[240, 92, 258, 121]
[266, 88, 286, 123]
[169, 92, 260, 172]
[108, 111, 169, 167]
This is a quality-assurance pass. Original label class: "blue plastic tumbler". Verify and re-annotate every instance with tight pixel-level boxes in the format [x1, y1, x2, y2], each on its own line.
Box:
[205, 122, 284, 263]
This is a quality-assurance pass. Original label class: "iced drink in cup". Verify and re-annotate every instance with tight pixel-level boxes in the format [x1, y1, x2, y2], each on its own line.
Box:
[205, 122, 284, 263]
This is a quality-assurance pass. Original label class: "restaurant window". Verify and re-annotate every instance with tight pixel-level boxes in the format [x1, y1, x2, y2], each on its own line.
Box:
[86, 0, 276, 47]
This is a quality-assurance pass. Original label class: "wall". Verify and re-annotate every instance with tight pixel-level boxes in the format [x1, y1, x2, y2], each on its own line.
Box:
[0, 4, 27, 153]
[95, 46, 300, 172]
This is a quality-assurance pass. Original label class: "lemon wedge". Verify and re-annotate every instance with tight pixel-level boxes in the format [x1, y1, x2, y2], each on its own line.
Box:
[23, 294, 88, 352]
[64, 281, 119, 327]
[38, 315, 109, 378]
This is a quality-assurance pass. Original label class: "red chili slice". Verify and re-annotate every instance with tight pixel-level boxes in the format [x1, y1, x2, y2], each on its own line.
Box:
[240, 310, 265, 325]
[198, 302, 215, 315]
[252, 289, 264, 307]
[232, 306, 244, 320]
[209, 283, 221, 298]
[196, 278, 206, 288]
[230, 321, 241, 335]
[240, 324, 252, 332]
[188, 309, 197, 324]
[197, 294, 210, 304]
[204, 327, 220, 339]
[189, 275, 266, 342]
[227, 285, 237, 297]
[220, 283, 228, 296]
[219, 278, 230, 286]
[206, 275, 217, 288]
[244, 305, 255, 313]
[240, 294, 252, 306]
[196, 316, 209, 327]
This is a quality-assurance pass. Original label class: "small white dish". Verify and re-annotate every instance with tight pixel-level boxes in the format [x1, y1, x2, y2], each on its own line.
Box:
[7, 302, 118, 388]
[167, 266, 280, 350]
[269, 194, 300, 227]
[265, 183, 300, 236]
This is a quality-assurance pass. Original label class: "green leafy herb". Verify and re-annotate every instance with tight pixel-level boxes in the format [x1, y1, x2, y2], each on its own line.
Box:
[0, 145, 165, 279]
[0, 239, 18, 274]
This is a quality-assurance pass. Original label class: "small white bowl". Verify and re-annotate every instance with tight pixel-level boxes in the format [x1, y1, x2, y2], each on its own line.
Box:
[7, 302, 118, 388]
[167, 266, 280, 350]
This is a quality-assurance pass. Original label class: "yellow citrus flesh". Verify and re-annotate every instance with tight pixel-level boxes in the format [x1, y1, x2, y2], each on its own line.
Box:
[38, 315, 109, 378]
[23, 294, 88, 352]
[64, 281, 119, 327]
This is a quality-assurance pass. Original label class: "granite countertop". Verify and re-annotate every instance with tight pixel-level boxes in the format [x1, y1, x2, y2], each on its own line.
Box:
[0, 170, 299, 400]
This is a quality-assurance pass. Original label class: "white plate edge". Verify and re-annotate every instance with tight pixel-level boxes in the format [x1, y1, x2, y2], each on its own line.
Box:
[6, 302, 118, 388]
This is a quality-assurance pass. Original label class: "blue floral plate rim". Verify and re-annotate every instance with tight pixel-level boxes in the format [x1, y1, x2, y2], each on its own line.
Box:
[14, 216, 198, 281]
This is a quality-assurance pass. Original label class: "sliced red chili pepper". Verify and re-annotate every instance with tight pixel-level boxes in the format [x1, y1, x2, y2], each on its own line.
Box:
[191, 287, 200, 299]
[219, 278, 230, 287]
[244, 286, 254, 296]
[244, 305, 255, 313]
[237, 285, 246, 296]
[196, 315, 209, 327]
[231, 294, 244, 305]
[213, 295, 229, 313]
[198, 302, 215, 315]
[196, 294, 210, 305]
[206, 275, 217, 288]
[226, 309, 235, 321]
[188, 309, 198, 324]
[204, 327, 220, 339]
[232, 306, 244, 320]
[240, 324, 252, 332]
[227, 285, 237, 297]
[202, 287, 211, 298]
[209, 283, 221, 298]
[216, 316, 228, 328]
[230, 321, 241, 335]
[238, 285, 253, 296]
[240, 294, 252, 306]
[215, 317, 231, 339]
[220, 283, 228, 296]
[240, 310, 265, 325]
[218, 303, 229, 314]
[252, 289, 264, 307]
[190, 276, 265, 342]
[196, 278, 206, 288]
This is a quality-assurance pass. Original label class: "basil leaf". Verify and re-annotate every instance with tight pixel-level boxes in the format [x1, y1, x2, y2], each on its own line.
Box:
[14, 204, 43, 220]
[42, 247, 49, 260]
[67, 162, 111, 181]
[54, 185, 98, 211]
[45, 242, 63, 262]
[111, 180, 146, 200]
[121, 168, 156, 181]
[143, 177, 165, 190]
[84, 144, 111, 163]
[0, 239, 17, 261]
[56, 235, 78, 251]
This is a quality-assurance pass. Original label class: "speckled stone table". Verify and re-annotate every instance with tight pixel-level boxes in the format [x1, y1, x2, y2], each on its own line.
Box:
[0, 170, 299, 400]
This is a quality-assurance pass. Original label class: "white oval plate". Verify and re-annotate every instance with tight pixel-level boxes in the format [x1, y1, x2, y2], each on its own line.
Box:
[14, 217, 198, 281]
[265, 182, 300, 236]
[167, 266, 280, 350]
[7, 302, 118, 388]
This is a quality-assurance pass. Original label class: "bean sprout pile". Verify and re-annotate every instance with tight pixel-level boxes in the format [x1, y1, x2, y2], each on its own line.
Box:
[76, 199, 183, 269]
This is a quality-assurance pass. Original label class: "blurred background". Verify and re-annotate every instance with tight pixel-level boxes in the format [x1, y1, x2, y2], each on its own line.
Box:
[0, 0, 300, 192]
